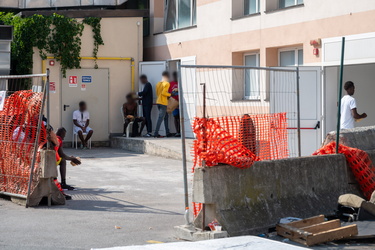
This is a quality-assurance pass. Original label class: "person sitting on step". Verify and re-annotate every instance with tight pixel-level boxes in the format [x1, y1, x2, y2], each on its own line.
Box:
[122, 93, 145, 137]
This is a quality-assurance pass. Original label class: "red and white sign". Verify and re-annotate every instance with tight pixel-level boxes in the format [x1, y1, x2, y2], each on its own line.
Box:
[50, 82, 56, 93]
[81, 84, 86, 91]
[69, 76, 78, 87]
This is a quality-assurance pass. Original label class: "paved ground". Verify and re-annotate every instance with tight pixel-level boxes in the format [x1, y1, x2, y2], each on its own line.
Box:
[1, 147, 375, 250]
[0, 148, 193, 250]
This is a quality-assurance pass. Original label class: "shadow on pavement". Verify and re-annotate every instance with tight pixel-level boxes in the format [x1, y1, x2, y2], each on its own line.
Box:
[35, 188, 183, 216]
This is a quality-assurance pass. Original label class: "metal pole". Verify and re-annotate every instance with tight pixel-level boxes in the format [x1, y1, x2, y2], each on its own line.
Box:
[296, 67, 301, 157]
[26, 74, 48, 208]
[178, 62, 191, 225]
[200, 82, 207, 230]
[336, 37, 346, 154]
[46, 69, 50, 149]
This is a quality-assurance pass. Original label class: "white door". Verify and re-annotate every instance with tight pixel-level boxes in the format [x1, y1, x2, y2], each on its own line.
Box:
[139, 61, 167, 134]
[299, 67, 322, 156]
[271, 67, 321, 157]
[61, 68, 109, 142]
[180, 56, 196, 138]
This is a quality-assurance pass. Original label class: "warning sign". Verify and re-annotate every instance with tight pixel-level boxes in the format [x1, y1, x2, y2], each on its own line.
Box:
[81, 84, 86, 91]
[69, 76, 78, 87]
[0, 91, 5, 111]
[50, 82, 56, 93]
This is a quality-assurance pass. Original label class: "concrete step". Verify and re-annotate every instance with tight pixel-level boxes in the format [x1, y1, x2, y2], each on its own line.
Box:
[111, 136, 194, 162]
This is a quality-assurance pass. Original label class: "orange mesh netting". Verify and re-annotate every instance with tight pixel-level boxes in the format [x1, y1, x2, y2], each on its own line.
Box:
[0, 90, 47, 196]
[192, 113, 288, 169]
[313, 142, 375, 200]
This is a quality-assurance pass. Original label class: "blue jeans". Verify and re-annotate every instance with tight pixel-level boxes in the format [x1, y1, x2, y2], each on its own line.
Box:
[154, 104, 169, 136]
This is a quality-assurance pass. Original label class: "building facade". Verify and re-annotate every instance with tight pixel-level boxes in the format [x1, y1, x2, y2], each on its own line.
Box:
[145, 0, 375, 67]
[144, 0, 375, 155]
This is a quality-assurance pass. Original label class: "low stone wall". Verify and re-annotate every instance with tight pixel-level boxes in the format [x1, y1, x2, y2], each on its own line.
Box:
[193, 154, 362, 236]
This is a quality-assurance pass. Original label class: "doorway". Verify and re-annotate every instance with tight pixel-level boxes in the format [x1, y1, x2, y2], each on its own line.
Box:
[61, 68, 109, 142]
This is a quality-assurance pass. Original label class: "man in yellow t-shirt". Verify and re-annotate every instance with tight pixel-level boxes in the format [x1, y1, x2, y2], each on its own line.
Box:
[154, 71, 172, 138]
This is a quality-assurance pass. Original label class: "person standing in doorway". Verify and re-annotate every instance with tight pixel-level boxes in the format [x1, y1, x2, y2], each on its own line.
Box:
[154, 71, 173, 138]
[138, 75, 153, 137]
[169, 71, 180, 137]
[73, 101, 94, 149]
[340, 81, 367, 129]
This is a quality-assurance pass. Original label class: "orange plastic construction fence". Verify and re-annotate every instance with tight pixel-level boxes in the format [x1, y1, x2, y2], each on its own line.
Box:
[313, 142, 375, 200]
[0, 90, 46, 196]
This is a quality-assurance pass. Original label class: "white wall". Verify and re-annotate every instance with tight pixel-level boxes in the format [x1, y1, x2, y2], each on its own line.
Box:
[324, 63, 375, 134]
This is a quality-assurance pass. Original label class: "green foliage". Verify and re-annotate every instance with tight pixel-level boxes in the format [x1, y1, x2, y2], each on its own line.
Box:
[0, 13, 103, 77]
[48, 14, 84, 77]
[83, 17, 104, 68]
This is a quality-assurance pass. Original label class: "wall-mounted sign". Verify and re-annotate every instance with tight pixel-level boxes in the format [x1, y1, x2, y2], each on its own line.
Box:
[82, 76, 92, 83]
[69, 76, 78, 87]
[81, 84, 86, 91]
[0, 91, 5, 111]
[50, 82, 56, 93]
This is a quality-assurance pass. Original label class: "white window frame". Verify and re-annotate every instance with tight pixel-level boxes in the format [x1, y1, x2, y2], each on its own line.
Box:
[244, 53, 261, 100]
[164, 0, 196, 31]
[278, 47, 303, 67]
[279, 0, 303, 9]
[244, 0, 260, 16]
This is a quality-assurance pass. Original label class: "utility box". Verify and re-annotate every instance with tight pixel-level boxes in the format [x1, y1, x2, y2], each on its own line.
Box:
[0, 25, 13, 76]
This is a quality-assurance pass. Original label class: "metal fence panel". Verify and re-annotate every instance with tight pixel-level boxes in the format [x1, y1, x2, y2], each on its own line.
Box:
[0, 74, 47, 198]
[180, 65, 300, 160]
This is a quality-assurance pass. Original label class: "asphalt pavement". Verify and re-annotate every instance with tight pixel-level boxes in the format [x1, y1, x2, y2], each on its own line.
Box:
[0, 148, 192, 250]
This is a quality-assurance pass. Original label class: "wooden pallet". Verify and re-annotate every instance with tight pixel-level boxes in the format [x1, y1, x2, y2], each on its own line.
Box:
[276, 215, 358, 246]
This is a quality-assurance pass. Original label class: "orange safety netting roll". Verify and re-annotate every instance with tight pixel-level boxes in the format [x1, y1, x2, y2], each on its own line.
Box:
[192, 113, 289, 169]
[0, 90, 46, 196]
[313, 142, 375, 200]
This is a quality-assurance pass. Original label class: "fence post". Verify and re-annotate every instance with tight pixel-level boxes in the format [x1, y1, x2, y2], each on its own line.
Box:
[296, 67, 302, 157]
[336, 37, 346, 154]
[46, 68, 50, 149]
[200, 82, 207, 230]
[26, 74, 48, 208]
[178, 63, 191, 225]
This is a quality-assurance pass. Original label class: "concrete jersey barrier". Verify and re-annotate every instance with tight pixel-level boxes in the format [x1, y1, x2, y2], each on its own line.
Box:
[192, 154, 362, 236]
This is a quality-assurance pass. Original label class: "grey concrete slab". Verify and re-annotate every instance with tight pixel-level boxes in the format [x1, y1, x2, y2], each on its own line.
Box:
[0, 148, 194, 250]
[93, 236, 309, 250]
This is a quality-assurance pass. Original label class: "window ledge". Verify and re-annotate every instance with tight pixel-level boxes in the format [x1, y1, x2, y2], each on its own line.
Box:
[154, 25, 197, 36]
[231, 12, 261, 21]
[265, 3, 304, 14]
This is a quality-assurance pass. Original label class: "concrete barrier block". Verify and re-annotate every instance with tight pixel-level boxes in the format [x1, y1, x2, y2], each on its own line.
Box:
[192, 154, 362, 236]
[324, 126, 375, 151]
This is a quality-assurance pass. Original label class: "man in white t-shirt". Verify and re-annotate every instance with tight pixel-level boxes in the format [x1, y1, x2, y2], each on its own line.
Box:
[340, 81, 367, 129]
[73, 101, 94, 149]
